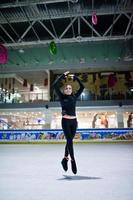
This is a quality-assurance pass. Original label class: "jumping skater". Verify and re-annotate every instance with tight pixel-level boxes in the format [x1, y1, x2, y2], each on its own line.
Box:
[53, 71, 84, 174]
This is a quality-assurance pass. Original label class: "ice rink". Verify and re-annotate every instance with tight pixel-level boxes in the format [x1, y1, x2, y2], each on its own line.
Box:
[0, 143, 133, 200]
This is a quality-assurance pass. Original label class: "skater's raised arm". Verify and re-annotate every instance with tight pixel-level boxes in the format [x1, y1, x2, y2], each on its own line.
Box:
[52, 71, 69, 98]
[73, 75, 84, 98]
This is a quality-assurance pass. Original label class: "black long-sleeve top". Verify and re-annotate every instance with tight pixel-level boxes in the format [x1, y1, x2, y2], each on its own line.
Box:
[53, 74, 84, 116]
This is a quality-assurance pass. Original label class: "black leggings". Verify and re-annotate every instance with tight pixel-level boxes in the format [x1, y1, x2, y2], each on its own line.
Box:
[61, 118, 77, 160]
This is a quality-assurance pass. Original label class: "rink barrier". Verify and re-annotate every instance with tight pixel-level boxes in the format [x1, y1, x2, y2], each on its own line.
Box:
[0, 128, 133, 140]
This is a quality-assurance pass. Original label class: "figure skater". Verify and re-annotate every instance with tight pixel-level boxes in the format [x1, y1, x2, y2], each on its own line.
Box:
[53, 71, 84, 174]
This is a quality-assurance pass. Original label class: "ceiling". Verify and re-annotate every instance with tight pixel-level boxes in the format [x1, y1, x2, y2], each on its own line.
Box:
[0, 0, 133, 46]
[0, 0, 133, 90]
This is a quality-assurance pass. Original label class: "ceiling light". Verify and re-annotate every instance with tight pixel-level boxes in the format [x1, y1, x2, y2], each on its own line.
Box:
[124, 55, 133, 61]
[80, 58, 85, 64]
[70, 0, 78, 3]
[35, 59, 39, 64]
[76, 36, 82, 41]
[61, 59, 66, 63]
[124, 42, 133, 61]
[105, 57, 109, 61]
[19, 49, 24, 53]
[101, 72, 114, 76]
[48, 61, 54, 65]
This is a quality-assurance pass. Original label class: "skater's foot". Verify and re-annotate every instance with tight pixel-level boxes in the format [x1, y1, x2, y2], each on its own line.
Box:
[71, 159, 77, 174]
[61, 157, 69, 171]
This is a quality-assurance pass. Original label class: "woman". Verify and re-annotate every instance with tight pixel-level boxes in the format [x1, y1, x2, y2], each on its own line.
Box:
[53, 71, 84, 174]
[127, 113, 133, 128]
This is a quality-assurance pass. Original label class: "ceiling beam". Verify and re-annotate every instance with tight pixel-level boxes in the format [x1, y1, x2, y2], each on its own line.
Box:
[0, 24, 16, 43]
[0, 11, 20, 39]
[18, 21, 36, 42]
[0, 6, 133, 24]
[81, 16, 101, 37]
[20, 6, 40, 41]
[38, 20, 56, 39]
[59, 17, 77, 39]
[0, 0, 71, 9]
[103, 14, 122, 37]
[44, 3, 58, 39]
[4, 35, 133, 49]
[125, 13, 133, 36]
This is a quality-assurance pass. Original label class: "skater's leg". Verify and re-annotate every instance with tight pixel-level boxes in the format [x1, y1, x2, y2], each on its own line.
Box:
[62, 118, 75, 160]
[64, 144, 69, 158]
[65, 136, 77, 174]
[61, 118, 71, 171]
[61, 118, 77, 174]
[70, 119, 78, 174]
[69, 118, 77, 160]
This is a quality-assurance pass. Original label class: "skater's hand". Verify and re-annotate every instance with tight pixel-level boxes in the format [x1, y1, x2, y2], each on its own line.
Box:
[69, 74, 74, 79]
[64, 71, 69, 76]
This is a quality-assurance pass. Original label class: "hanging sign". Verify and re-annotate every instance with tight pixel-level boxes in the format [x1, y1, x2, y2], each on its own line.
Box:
[0, 44, 8, 64]
[44, 78, 48, 86]
[92, 11, 98, 25]
[49, 41, 57, 55]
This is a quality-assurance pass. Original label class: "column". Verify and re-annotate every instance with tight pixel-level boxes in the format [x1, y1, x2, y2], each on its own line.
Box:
[116, 107, 124, 128]
[44, 108, 52, 128]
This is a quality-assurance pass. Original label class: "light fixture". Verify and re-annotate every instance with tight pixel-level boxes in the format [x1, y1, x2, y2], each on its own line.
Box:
[19, 49, 24, 53]
[124, 40, 133, 61]
[105, 57, 109, 61]
[70, 0, 78, 3]
[101, 72, 114, 76]
[80, 58, 85, 64]
[124, 55, 133, 61]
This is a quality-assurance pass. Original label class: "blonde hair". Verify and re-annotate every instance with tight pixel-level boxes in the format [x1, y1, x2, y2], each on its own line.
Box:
[63, 84, 72, 90]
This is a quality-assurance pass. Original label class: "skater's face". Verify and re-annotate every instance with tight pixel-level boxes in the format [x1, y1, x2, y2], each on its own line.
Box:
[64, 85, 72, 95]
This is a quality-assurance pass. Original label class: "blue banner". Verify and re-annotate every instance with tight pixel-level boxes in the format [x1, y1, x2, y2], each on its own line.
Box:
[0, 128, 133, 140]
